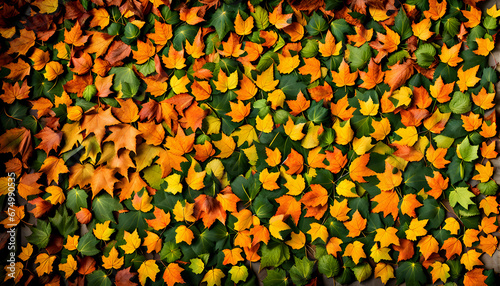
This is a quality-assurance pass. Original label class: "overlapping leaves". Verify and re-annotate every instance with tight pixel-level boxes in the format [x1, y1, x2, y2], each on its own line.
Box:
[0, 0, 499, 285]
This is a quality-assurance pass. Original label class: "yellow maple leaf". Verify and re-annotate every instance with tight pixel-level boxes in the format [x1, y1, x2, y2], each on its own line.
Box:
[256, 65, 279, 92]
[259, 168, 280, 191]
[284, 117, 306, 141]
[344, 241, 366, 264]
[102, 247, 124, 270]
[58, 255, 77, 279]
[430, 261, 450, 283]
[170, 74, 190, 94]
[374, 227, 400, 248]
[307, 223, 329, 243]
[175, 225, 194, 245]
[172, 200, 196, 222]
[405, 218, 428, 241]
[336, 179, 358, 197]
[35, 253, 56, 276]
[277, 54, 300, 74]
[213, 133, 236, 159]
[457, 65, 480, 92]
[202, 269, 225, 286]
[474, 37, 495, 56]
[359, 97, 379, 116]
[269, 215, 291, 239]
[443, 217, 460, 235]
[94, 221, 114, 241]
[121, 229, 141, 254]
[235, 12, 254, 36]
[64, 235, 79, 251]
[371, 117, 391, 141]
[460, 249, 484, 271]
[370, 243, 392, 262]
[256, 114, 274, 133]
[165, 173, 183, 195]
[333, 119, 354, 145]
[132, 191, 153, 212]
[265, 147, 282, 167]
[374, 263, 395, 284]
[138, 260, 160, 285]
[394, 126, 418, 146]
[185, 163, 206, 190]
[285, 231, 306, 249]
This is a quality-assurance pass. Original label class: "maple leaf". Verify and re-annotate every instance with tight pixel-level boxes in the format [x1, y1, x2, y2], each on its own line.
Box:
[138, 260, 160, 285]
[35, 253, 56, 276]
[349, 153, 376, 183]
[412, 18, 434, 41]
[318, 30, 342, 57]
[275, 195, 302, 225]
[235, 12, 254, 36]
[1, 81, 31, 104]
[461, 249, 483, 271]
[116, 267, 138, 286]
[441, 237, 462, 260]
[269, 0, 293, 28]
[307, 222, 328, 243]
[384, 59, 414, 92]
[102, 247, 124, 270]
[371, 190, 399, 219]
[344, 241, 366, 264]
[332, 59, 358, 87]
[457, 65, 481, 92]
[344, 210, 367, 238]
[417, 234, 439, 260]
[359, 59, 384, 89]
[121, 230, 141, 254]
[202, 269, 225, 286]
[298, 57, 322, 82]
[163, 263, 185, 286]
[91, 166, 119, 198]
[375, 227, 400, 248]
[375, 263, 395, 284]
[401, 194, 423, 217]
[439, 42, 462, 67]
[405, 218, 428, 241]
[474, 37, 495, 56]
[430, 261, 450, 284]
[39, 156, 69, 184]
[393, 239, 415, 262]
[464, 269, 488, 286]
[64, 21, 88, 46]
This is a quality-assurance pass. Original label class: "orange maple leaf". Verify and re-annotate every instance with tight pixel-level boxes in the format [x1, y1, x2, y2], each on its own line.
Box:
[371, 190, 399, 219]
[344, 210, 367, 238]
[426, 145, 450, 169]
[349, 153, 376, 183]
[331, 59, 358, 87]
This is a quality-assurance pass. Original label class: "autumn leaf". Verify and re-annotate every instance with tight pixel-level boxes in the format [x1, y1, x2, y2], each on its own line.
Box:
[138, 260, 160, 285]
[331, 59, 358, 87]
[349, 153, 376, 183]
[163, 263, 185, 286]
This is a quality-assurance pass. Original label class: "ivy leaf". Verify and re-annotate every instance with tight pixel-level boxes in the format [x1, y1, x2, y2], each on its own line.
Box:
[396, 261, 427, 286]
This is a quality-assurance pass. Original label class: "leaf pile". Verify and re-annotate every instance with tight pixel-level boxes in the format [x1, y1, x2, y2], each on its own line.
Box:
[1, 0, 500, 285]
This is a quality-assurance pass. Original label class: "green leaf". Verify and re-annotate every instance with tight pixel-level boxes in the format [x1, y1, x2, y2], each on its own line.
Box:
[449, 91, 471, 114]
[306, 100, 328, 123]
[87, 270, 112, 286]
[260, 242, 290, 268]
[306, 12, 328, 36]
[66, 187, 88, 213]
[300, 39, 319, 58]
[449, 187, 475, 209]
[353, 263, 372, 282]
[142, 164, 164, 190]
[347, 43, 372, 70]
[457, 136, 479, 162]
[122, 22, 140, 44]
[418, 198, 445, 229]
[160, 6, 180, 24]
[396, 261, 427, 286]
[159, 241, 182, 263]
[289, 256, 314, 286]
[27, 220, 51, 249]
[229, 265, 249, 284]
[210, 4, 234, 39]
[77, 232, 100, 256]
[92, 193, 122, 223]
[189, 258, 205, 274]
[135, 59, 155, 77]
[263, 269, 289, 286]
[318, 255, 340, 277]
[49, 207, 78, 237]
[109, 64, 140, 98]
[117, 210, 153, 237]
[477, 180, 498, 195]
[251, 6, 269, 30]
[443, 17, 460, 37]
[393, 8, 412, 40]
